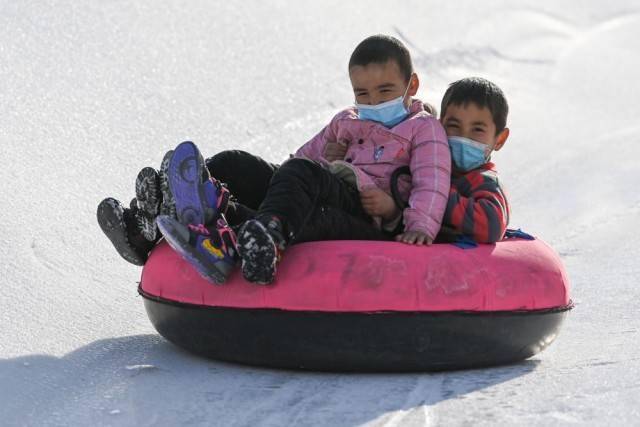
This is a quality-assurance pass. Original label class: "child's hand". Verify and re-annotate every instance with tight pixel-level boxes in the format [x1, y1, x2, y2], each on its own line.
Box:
[323, 140, 349, 162]
[395, 231, 433, 245]
[360, 188, 399, 220]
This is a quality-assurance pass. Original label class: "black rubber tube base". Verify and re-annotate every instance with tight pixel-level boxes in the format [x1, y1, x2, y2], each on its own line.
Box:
[140, 290, 571, 372]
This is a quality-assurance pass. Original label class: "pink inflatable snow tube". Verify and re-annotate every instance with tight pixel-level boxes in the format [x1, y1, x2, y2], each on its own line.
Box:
[141, 238, 570, 312]
[139, 237, 572, 371]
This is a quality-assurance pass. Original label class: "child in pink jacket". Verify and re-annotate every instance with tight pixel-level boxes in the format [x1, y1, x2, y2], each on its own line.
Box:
[154, 34, 451, 284]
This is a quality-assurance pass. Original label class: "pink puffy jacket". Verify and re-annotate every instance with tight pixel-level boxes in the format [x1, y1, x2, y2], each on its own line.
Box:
[295, 99, 451, 239]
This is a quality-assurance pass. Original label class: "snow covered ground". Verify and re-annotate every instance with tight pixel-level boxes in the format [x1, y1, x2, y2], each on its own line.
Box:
[1, 0, 639, 425]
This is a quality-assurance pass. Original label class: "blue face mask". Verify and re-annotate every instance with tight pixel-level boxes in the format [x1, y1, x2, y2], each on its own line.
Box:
[448, 136, 490, 171]
[356, 83, 411, 128]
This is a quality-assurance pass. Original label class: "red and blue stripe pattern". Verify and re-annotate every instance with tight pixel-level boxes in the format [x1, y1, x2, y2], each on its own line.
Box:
[444, 162, 510, 243]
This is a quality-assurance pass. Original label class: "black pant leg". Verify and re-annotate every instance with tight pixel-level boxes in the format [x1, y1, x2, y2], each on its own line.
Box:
[205, 150, 279, 210]
[224, 202, 257, 227]
[258, 158, 374, 241]
[295, 206, 392, 243]
[205, 150, 279, 227]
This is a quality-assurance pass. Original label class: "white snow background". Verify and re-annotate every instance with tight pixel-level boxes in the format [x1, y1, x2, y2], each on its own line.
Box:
[1, 0, 639, 425]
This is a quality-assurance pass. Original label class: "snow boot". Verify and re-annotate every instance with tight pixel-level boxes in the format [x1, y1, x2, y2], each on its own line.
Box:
[156, 215, 238, 284]
[237, 215, 286, 284]
[97, 197, 155, 266]
[160, 141, 229, 226]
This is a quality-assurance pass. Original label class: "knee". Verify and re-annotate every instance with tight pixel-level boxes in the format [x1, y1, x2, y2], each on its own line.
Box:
[206, 150, 268, 183]
[205, 150, 250, 175]
[277, 158, 319, 179]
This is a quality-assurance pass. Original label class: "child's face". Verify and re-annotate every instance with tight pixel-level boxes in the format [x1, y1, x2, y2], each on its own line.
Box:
[441, 102, 508, 151]
[349, 60, 418, 106]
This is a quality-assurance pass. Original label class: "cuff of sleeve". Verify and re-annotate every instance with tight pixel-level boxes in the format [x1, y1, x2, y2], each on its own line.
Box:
[403, 208, 441, 240]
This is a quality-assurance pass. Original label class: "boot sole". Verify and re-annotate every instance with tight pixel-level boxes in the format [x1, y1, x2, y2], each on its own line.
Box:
[135, 167, 162, 216]
[159, 150, 176, 218]
[135, 167, 162, 241]
[238, 220, 277, 284]
[167, 141, 210, 226]
[97, 198, 146, 266]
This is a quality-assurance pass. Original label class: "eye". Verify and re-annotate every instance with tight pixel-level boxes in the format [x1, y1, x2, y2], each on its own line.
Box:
[473, 127, 485, 133]
[446, 123, 459, 129]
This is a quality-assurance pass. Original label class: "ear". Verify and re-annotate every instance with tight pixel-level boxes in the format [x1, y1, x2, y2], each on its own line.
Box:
[408, 73, 420, 96]
[493, 128, 509, 151]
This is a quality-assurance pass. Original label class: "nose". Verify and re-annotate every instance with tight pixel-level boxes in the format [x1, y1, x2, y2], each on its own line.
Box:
[369, 95, 384, 105]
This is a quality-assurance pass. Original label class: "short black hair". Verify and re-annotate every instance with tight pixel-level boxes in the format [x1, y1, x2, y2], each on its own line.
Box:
[348, 35, 414, 83]
[440, 77, 509, 134]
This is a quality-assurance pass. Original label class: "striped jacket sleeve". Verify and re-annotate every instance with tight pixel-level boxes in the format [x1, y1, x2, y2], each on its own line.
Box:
[443, 166, 510, 243]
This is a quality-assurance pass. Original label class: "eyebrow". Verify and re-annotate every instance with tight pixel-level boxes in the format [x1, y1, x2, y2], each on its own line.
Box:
[353, 83, 397, 92]
[444, 117, 489, 127]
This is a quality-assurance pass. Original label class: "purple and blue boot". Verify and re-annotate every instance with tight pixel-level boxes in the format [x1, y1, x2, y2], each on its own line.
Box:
[156, 141, 236, 282]
[156, 216, 238, 284]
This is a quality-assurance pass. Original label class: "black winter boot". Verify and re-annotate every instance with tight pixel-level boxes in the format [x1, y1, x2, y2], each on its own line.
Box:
[97, 197, 156, 266]
[237, 215, 286, 284]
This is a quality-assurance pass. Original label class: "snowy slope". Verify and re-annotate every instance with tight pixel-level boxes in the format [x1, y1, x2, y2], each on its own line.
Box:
[1, 0, 639, 425]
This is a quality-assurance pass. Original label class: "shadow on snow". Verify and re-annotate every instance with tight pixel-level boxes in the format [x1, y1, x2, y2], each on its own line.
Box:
[1, 334, 540, 426]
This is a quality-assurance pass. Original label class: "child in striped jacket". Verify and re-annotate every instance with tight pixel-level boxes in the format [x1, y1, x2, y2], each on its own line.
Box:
[375, 77, 510, 243]
[438, 77, 510, 243]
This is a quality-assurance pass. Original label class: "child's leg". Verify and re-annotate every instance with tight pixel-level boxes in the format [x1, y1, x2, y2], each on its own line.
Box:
[205, 150, 279, 211]
[133, 149, 265, 231]
[97, 147, 267, 267]
[295, 206, 392, 243]
[225, 202, 257, 228]
[258, 158, 369, 241]
[203, 149, 277, 227]
[237, 158, 373, 284]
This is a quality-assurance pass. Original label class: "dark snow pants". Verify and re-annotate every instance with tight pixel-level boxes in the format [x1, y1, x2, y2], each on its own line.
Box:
[205, 150, 277, 226]
[257, 157, 391, 244]
[206, 152, 390, 244]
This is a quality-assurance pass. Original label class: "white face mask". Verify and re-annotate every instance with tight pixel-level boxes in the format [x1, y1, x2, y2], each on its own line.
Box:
[355, 82, 411, 128]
